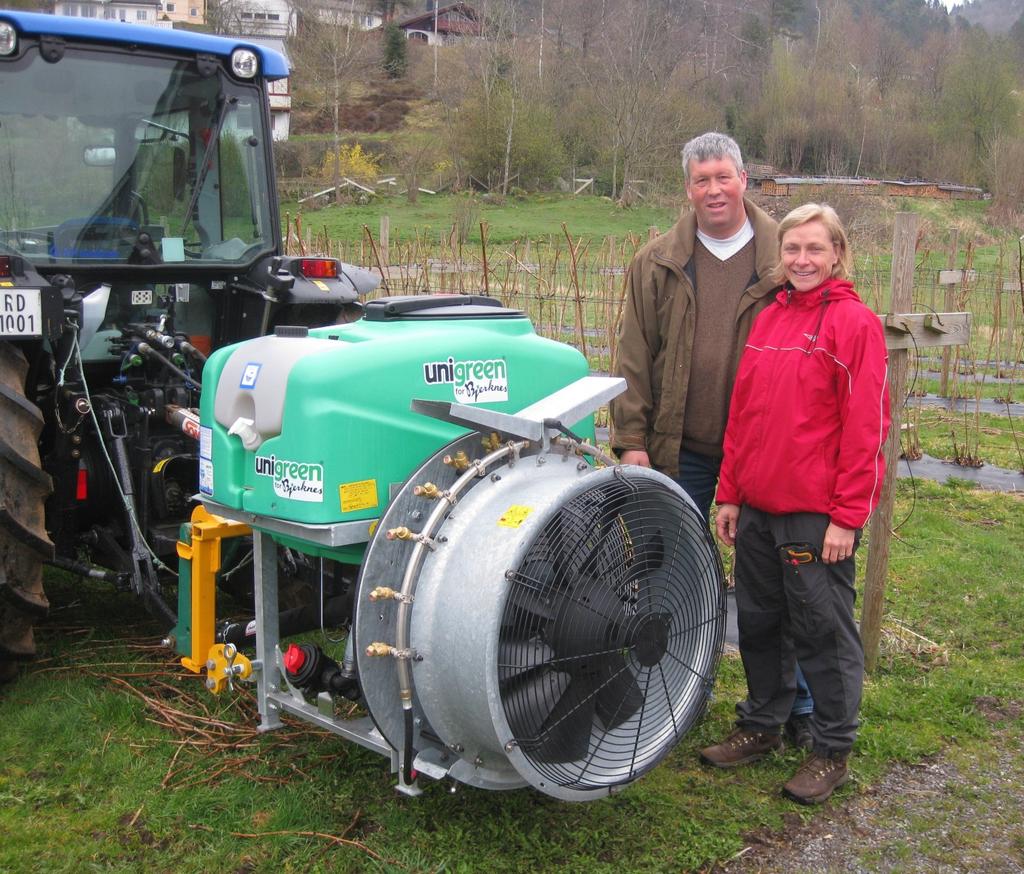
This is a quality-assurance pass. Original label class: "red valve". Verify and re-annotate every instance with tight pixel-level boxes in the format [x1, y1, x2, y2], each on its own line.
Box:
[283, 643, 307, 674]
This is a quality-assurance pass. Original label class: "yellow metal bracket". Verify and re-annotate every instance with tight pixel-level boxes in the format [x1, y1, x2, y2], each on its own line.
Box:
[177, 505, 251, 675]
[204, 642, 253, 694]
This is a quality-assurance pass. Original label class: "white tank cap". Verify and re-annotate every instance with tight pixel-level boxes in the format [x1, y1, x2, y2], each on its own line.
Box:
[227, 417, 261, 450]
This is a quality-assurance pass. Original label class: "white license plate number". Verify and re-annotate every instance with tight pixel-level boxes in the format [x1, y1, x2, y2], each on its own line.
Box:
[0, 290, 42, 337]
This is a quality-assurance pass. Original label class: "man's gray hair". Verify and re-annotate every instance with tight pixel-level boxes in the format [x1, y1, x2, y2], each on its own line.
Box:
[681, 132, 744, 183]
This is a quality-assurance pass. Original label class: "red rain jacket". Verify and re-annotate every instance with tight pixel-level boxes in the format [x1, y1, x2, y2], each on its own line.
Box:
[716, 278, 891, 530]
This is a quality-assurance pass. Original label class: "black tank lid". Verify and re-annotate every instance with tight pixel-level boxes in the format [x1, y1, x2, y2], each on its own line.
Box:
[363, 294, 524, 321]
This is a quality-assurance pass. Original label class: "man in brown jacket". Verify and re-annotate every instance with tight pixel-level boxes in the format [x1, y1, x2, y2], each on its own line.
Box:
[611, 131, 777, 519]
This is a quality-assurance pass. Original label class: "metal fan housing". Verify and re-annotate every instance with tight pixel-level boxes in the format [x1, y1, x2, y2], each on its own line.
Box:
[354, 441, 726, 801]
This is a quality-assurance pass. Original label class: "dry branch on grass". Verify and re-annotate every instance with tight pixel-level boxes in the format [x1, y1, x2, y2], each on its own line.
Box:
[880, 617, 949, 665]
[188, 819, 399, 867]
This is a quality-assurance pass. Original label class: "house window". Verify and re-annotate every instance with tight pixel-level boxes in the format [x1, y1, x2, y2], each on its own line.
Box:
[82, 4, 96, 15]
[190, 7, 198, 15]
[268, 12, 279, 20]
[165, 2, 175, 10]
[137, 9, 147, 18]
[241, 11, 253, 18]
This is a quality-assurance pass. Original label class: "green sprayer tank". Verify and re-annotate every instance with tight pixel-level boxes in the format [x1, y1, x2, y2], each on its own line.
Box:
[199, 296, 591, 556]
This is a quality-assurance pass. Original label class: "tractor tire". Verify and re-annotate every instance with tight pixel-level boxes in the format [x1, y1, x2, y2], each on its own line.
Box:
[0, 341, 54, 683]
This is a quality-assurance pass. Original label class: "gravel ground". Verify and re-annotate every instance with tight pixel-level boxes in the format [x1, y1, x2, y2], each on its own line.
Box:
[716, 698, 1024, 874]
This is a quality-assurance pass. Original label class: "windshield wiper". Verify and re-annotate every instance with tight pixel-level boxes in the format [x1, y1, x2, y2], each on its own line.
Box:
[179, 92, 234, 239]
[140, 117, 187, 140]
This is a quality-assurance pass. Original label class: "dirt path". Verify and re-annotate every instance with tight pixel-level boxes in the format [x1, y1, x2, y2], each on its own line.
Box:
[717, 700, 1024, 874]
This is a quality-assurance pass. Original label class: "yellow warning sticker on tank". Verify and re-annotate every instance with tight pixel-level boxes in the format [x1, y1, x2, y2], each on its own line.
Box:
[498, 505, 533, 528]
[313, 280, 329, 291]
[153, 457, 170, 474]
[340, 479, 379, 513]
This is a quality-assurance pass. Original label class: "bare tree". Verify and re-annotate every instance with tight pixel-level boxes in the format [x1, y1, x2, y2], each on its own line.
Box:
[287, 0, 374, 202]
[575, 0, 690, 201]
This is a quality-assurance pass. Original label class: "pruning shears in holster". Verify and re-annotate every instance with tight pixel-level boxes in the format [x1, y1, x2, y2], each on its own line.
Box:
[778, 542, 818, 566]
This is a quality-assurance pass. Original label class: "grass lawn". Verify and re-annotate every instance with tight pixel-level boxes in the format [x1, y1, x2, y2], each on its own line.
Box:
[2, 480, 1022, 872]
[282, 192, 682, 248]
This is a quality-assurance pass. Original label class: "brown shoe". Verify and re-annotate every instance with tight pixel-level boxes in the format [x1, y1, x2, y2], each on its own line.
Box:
[699, 728, 783, 768]
[782, 753, 849, 804]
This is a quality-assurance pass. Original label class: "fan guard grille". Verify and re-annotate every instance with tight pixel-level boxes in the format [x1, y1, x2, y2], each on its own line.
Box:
[498, 472, 724, 790]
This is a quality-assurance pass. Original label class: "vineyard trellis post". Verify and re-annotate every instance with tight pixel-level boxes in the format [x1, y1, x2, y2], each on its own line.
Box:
[939, 227, 959, 398]
[862, 213, 972, 672]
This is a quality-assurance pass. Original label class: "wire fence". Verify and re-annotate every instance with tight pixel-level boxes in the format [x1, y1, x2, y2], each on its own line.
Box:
[283, 215, 1024, 396]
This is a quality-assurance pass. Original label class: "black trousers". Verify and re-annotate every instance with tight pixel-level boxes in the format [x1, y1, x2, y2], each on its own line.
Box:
[733, 506, 864, 757]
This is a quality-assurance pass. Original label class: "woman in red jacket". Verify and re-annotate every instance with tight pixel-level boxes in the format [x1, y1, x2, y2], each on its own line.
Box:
[698, 203, 890, 805]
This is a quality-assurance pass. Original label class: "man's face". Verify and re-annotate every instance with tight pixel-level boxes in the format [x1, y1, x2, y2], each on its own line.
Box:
[684, 157, 748, 239]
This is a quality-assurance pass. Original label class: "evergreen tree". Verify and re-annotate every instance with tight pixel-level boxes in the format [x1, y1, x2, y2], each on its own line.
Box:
[382, 23, 408, 79]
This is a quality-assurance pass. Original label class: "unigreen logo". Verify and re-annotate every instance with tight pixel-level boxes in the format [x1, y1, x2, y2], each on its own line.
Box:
[255, 454, 324, 502]
[423, 356, 508, 404]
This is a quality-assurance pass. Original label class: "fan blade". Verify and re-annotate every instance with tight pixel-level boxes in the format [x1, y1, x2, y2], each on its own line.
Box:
[621, 517, 666, 572]
[547, 492, 615, 580]
[542, 575, 626, 663]
[503, 667, 571, 740]
[498, 639, 555, 683]
[530, 673, 599, 763]
[576, 516, 629, 582]
[630, 566, 675, 614]
[594, 659, 645, 730]
[504, 558, 559, 625]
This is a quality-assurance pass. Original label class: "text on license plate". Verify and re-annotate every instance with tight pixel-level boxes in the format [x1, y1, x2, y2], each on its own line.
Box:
[0, 290, 42, 337]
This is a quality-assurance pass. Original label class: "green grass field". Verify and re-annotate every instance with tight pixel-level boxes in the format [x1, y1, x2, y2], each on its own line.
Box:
[283, 191, 681, 248]
[2, 480, 1022, 872]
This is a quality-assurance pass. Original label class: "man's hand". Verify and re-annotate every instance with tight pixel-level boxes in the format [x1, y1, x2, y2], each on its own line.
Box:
[619, 449, 651, 467]
[821, 523, 855, 564]
[716, 503, 740, 546]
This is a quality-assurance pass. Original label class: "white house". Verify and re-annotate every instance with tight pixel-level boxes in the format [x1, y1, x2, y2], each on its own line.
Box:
[245, 35, 292, 140]
[53, 0, 170, 26]
[232, 0, 292, 36]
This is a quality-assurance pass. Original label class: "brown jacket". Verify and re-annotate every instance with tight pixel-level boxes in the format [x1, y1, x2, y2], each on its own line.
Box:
[610, 197, 779, 477]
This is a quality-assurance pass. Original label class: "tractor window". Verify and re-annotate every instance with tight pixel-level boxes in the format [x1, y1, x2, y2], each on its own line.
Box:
[0, 42, 276, 267]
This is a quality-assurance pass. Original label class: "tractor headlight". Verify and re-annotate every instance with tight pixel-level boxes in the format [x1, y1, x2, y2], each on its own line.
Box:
[0, 22, 18, 57]
[230, 48, 258, 79]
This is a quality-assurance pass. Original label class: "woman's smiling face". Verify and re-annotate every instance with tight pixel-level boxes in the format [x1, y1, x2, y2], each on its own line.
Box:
[780, 219, 839, 292]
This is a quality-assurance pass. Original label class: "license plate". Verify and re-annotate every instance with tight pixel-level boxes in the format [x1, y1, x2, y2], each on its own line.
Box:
[0, 289, 43, 337]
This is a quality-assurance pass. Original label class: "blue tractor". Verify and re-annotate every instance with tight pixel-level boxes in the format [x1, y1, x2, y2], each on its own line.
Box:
[0, 11, 377, 679]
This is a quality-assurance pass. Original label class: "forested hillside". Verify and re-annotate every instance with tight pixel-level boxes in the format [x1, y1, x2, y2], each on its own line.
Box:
[282, 0, 1024, 213]
[952, 0, 1024, 32]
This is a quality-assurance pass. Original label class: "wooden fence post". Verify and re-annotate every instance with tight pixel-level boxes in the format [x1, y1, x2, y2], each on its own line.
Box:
[380, 215, 390, 268]
[939, 227, 959, 398]
[862, 212, 918, 672]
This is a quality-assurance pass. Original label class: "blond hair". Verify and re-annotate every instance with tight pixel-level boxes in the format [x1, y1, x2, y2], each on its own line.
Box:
[772, 203, 853, 286]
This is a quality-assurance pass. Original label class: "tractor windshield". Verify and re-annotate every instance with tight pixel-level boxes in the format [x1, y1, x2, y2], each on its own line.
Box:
[0, 42, 276, 267]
